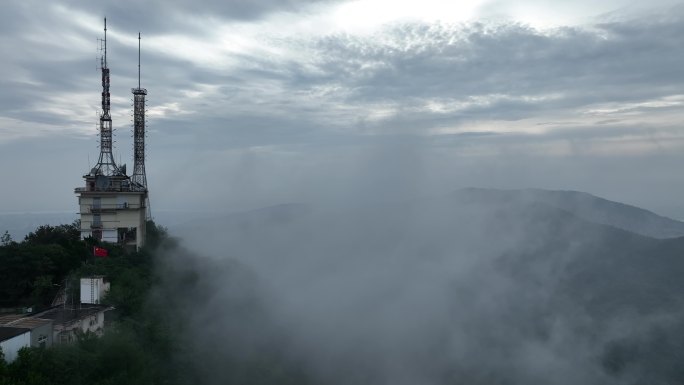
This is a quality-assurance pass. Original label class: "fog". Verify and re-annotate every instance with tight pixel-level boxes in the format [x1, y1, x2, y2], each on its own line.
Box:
[149, 143, 684, 385]
[0, 1, 683, 382]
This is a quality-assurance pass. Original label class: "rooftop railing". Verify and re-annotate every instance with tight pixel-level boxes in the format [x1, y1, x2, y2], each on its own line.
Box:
[88, 203, 141, 212]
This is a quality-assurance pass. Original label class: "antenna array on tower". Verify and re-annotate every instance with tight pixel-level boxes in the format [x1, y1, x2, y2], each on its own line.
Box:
[131, 32, 148, 192]
[91, 17, 123, 177]
[75, 18, 151, 250]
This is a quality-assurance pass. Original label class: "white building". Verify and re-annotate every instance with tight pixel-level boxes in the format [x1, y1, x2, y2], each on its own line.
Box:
[75, 174, 147, 249]
[0, 327, 31, 362]
[0, 315, 53, 349]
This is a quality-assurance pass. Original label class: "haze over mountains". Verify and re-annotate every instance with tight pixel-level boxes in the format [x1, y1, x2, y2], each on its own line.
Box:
[173, 188, 684, 240]
[4, 188, 683, 243]
[163, 188, 684, 384]
[2, 188, 682, 383]
[454, 188, 684, 239]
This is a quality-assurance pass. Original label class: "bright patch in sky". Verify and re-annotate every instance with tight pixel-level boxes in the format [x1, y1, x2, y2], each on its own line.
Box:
[331, 0, 485, 33]
[324, 0, 682, 32]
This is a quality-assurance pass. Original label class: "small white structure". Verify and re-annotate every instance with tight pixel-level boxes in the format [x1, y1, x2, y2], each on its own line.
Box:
[0, 327, 30, 362]
[80, 276, 111, 305]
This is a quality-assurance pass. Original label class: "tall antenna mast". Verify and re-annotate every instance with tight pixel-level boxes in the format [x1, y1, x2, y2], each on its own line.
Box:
[131, 32, 148, 197]
[76, 18, 149, 251]
[91, 17, 121, 177]
[137, 32, 141, 89]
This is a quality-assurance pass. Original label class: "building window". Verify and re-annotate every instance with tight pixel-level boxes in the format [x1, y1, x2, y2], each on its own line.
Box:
[38, 334, 47, 348]
[118, 227, 137, 244]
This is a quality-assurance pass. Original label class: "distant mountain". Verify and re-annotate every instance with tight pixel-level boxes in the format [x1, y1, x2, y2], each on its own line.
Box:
[174, 189, 684, 322]
[452, 188, 684, 239]
[172, 188, 684, 241]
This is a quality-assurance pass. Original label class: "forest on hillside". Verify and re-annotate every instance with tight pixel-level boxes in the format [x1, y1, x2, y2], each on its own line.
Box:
[0, 222, 310, 385]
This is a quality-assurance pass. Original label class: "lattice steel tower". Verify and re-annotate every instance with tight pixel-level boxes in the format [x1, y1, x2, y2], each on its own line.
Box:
[93, 18, 123, 177]
[75, 19, 149, 250]
[131, 33, 148, 190]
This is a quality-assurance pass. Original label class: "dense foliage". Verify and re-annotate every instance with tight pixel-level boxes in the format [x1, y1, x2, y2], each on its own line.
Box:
[0, 221, 183, 385]
[0, 221, 310, 385]
[0, 223, 87, 309]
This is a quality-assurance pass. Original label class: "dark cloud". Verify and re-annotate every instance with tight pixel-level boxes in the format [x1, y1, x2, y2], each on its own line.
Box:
[6, 2, 684, 145]
[0, 0, 345, 36]
[131, 11, 684, 151]
[1, 1, 684, 216]
[301, 15, 684, 115]
[75, 0, 345, 34]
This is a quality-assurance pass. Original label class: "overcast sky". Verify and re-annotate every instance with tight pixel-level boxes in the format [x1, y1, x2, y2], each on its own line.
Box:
[1, 0, 684, 217]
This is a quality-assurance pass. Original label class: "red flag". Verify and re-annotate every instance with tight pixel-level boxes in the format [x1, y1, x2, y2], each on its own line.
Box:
[93, 246, 108, 257]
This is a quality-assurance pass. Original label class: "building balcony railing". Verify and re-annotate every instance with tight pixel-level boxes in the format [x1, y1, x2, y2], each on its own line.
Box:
[86, 219, 120, 230]
[88, 203, 141, 213]
[75, 184, 147, 194]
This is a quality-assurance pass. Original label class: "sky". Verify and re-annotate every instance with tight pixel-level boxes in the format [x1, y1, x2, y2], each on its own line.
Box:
[1, 0, 684, 217]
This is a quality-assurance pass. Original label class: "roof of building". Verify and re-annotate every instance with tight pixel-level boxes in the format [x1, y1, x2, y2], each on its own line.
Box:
[33, 305, 111, 325]
[81, 275, 107, 279]
[0, 314, 24, 324]
[0, 326, 30, 342]
[0, 316, 52, 329]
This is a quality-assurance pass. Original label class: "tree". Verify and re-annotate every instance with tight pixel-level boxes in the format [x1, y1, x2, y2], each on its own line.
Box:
[31, 275, 55, 307]
[145, 220, 173, 250]
[0, 346, 7, 378]
[1, 231, 12, 246]
[0, 229, 82, 308]
[24, 222, 80, 247]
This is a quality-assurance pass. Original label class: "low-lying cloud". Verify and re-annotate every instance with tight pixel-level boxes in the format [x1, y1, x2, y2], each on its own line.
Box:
[156, 185, 684, 384]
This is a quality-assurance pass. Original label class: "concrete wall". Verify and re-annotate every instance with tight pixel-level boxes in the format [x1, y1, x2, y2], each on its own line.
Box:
[30, 323, 53, 348]
[80, 311, 105, 335]
[77, 191, 146, 248]
[0, 331, 30, 362]
[54, 310, 107, 344]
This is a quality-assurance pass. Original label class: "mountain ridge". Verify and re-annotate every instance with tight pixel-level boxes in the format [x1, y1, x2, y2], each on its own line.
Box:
[452, 187, 684, 239]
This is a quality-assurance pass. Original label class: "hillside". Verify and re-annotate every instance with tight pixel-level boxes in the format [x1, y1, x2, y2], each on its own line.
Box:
[453, 188, 684, 239]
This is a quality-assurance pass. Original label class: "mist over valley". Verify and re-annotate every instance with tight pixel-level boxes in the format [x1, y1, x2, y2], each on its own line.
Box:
[155, 188, 684, 384]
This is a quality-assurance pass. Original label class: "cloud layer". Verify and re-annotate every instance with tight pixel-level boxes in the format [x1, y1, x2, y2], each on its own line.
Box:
[0, 1, 683, 215]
